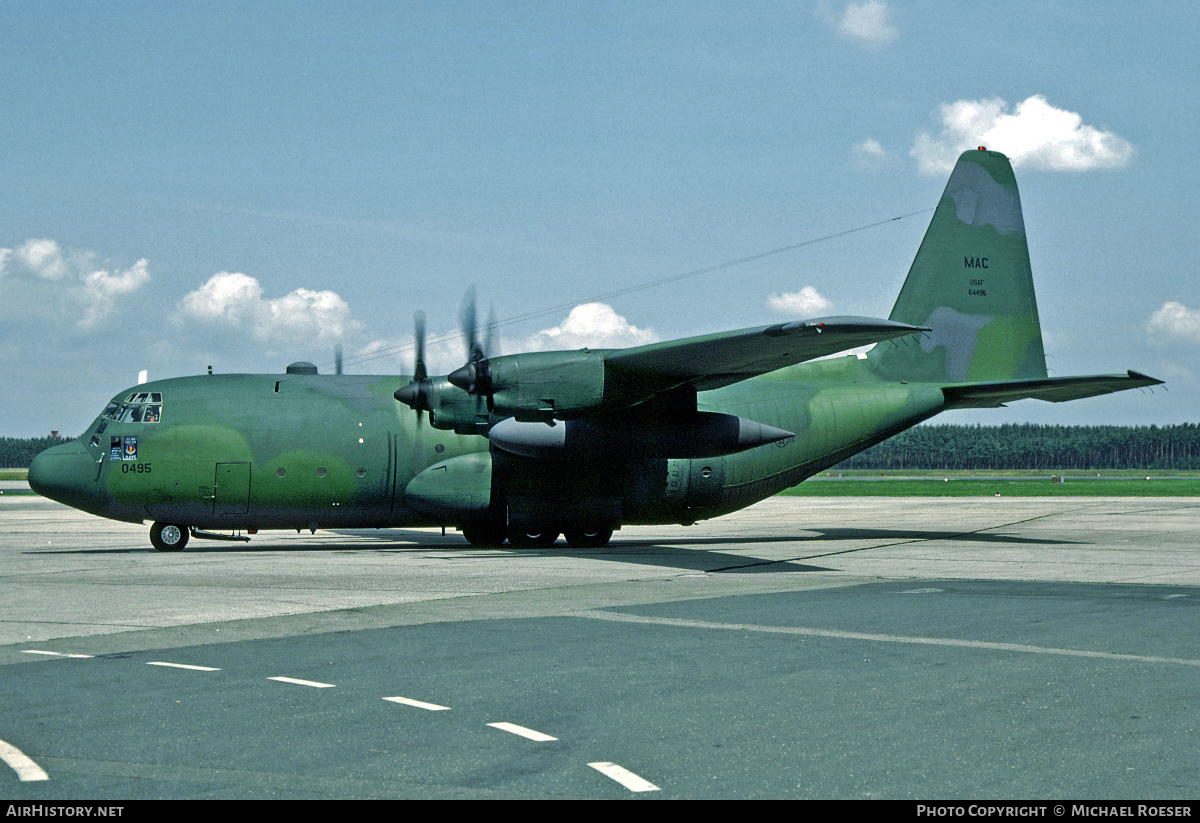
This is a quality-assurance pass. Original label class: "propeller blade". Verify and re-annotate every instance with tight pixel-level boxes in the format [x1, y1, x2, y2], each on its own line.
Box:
[413, 310, 426, 382]
[395, 310, 435, 425]
[448, 285, 494, 396]
[484, 303, 497, 359]
[460, 286, 480, 362]
[334, 344, 343, 375]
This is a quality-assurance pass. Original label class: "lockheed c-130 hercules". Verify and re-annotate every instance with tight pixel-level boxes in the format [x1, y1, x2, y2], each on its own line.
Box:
[30, 149, 1161, 551]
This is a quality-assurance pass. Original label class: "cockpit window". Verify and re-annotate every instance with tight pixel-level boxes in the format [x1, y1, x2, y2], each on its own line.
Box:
[103, 393, 164, 423]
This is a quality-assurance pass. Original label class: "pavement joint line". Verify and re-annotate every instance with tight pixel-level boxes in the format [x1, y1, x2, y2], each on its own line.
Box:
[708, 502, 1111, 572]
[487, 722, 558, 742]
[588, 761, 660, 792]
[0, 738, 49, 782]
[575, 610, 1200, 667]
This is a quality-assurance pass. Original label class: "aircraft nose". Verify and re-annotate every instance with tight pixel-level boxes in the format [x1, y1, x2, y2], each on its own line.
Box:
[28, 441, 101, 512]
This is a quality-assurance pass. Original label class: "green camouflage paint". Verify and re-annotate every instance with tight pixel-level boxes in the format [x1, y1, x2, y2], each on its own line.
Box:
[28, 150, 1161, 547]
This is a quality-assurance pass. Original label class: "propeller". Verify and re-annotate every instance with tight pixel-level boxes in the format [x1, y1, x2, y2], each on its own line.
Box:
[395, 288, 498, 424]
[334, 344, 343, 375]
[394, 311, 431, 420]
[448, 287, 496, 397]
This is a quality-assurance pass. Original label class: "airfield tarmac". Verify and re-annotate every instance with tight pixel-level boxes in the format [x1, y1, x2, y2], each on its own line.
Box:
[1, 493, 1198, 799]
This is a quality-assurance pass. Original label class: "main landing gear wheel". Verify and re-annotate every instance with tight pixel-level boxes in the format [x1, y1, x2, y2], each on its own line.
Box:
[150, 522, 189, 552]
[563, 527, 614, 549]
[507, 529, 560, 548]
[461, 524, 507, 548]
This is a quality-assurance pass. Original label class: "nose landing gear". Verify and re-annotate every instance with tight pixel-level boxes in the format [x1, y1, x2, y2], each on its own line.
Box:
[149, 522, 189, 552]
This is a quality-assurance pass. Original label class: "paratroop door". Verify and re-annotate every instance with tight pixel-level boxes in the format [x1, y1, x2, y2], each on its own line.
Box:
[213, 462, 251, 514]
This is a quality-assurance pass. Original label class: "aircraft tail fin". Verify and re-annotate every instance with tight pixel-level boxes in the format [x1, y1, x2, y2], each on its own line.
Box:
[868, 149, 1048, 384]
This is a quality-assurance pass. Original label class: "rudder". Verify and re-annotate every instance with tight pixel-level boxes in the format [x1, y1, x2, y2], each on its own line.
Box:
[869, 149, 1047, 384]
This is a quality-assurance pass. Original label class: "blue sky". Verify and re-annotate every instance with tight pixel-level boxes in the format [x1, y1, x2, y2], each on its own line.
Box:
[2, 1, 1196, 437]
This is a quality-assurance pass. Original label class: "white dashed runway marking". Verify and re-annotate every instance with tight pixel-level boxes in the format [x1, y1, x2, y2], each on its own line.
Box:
[383, 696, 451, 711]
[21, 650, 92, 658]
[0, 739, 49, 782]
[147, 661, 220, 671]
[268, 676, 336, 688]
[588, 761, 659, 792]
[487, 722, 558, 742]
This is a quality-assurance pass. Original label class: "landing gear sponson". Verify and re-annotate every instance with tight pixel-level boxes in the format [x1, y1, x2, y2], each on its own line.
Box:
[461, 524, 614, 549]
[148, 521, 613, 551]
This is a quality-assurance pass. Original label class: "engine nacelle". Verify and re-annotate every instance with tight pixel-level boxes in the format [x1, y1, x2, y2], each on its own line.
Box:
[483, 350, 608, 420]
[487, 412, 794, 460]
[395, 377, 491, 434]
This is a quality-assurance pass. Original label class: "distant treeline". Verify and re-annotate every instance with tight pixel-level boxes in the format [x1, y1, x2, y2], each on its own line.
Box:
[0, 436, 71, 469]
[836, 423, 1200, 471]
[5, 425, 1200, 471]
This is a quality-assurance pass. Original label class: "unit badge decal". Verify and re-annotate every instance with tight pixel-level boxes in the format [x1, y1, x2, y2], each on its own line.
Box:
[123, 436, 138, 460]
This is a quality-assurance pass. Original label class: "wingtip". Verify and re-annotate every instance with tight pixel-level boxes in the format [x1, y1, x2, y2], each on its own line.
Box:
[1128, 370, 1166, 386]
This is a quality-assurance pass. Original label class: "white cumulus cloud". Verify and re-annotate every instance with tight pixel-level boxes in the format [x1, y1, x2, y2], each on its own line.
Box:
[828, 1, 897, 47]
[911, 95, 1135, 175]
[179, 271, 358, 347]
[12, 238, 69, 280]
[767, 286, 834, 317]
[0, 238, 153, 330]
[80, 259, 151, 329]
[851, 138, 891, 171]
[513, 303, 658, 352]
[1147, 301, 1200, 346]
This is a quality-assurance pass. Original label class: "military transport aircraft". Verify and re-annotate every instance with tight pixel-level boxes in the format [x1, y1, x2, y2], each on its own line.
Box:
[29, 149, 1161, 551]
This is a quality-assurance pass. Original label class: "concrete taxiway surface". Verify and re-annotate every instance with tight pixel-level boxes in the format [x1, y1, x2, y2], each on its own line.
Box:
[1, 495, 1198, 798]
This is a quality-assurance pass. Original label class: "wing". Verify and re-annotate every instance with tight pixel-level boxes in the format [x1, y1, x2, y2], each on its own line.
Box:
[605, 316, 927, 393]
[426, 315, 927, 426]
[942, 371, 1164, 409]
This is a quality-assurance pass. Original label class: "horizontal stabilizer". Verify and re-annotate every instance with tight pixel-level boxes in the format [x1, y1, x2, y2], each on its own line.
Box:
[942, 371, 1164, 409]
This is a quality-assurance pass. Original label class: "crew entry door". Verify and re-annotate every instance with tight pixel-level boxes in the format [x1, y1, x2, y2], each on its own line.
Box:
[213, 462, 251, 515]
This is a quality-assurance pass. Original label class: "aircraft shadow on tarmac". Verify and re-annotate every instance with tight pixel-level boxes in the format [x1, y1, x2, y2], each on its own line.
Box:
[25, 525, 1078, 575]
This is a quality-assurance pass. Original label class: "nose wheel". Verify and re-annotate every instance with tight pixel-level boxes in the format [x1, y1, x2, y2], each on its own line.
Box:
[150, 522, 190, 552]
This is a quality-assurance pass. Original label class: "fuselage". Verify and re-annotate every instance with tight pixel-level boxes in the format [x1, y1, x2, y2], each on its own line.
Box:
[29, 354, 946, 535]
